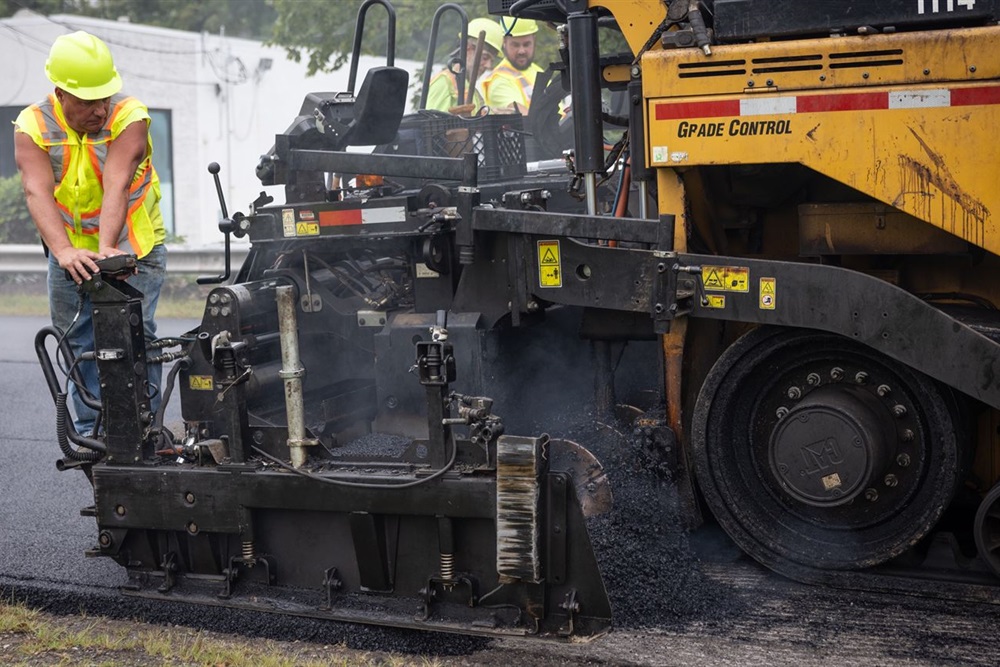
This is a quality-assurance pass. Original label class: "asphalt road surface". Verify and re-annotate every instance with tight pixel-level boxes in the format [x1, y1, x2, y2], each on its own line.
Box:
[3, 313, 1000, 666]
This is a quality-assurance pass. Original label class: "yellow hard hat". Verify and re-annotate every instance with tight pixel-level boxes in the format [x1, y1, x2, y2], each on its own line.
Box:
[467, 18, 504, 55]
[46, 31, 122, 100]
[500, 17, 539, 37]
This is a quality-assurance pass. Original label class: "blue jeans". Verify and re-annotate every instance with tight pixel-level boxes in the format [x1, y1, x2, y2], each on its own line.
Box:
[47, 244, 167, 435]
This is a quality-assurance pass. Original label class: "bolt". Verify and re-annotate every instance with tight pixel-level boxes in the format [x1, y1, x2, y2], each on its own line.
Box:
[819, 75, 826, 81]
[854, 371, 869, 384]
[187, 522, 198, 535]
[654, 303, 665, 314]
[830, 367, 844, 381]
[865, 488, 879, 502]
[924, 69, 930, 75]
[884, 474, 899, 488]
[901, 429, 914, 443]
[786, 386, 802, 400]
[766, 79, 773, 86]
[892, 404, 907, 418]
[98, 532, 112, 547]
[970, 65, 977, 73]
[877, 384, 892, 397]
[359, 318, 366, 326]
[209, 293, 220, 304]
[115, 505, 126, 516]
[806, 373, 821, 386]
[747, 80, 754, 87]
[185, 492, 195, 504]
[897, 453, 911, 467]
[253, 430, 264, 444]
[775, 406, 789, 419]
[863, 72, 869, 79]
[657, 262, 667, 273]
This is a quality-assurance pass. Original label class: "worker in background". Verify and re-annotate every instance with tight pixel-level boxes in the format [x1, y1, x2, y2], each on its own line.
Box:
[484, 18, 543, 114]
[14, 31, 166, 435]
[425, 17, 505, 113]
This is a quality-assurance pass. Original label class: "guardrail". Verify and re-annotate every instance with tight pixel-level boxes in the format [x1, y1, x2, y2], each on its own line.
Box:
[0, 244, 250, 274]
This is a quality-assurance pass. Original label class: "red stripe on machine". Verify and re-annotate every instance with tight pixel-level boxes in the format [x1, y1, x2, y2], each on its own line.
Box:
[951, 85, 1000, 107]
[795, 91, 887, 113]
[319, 209, 363, 226]
[655, 99, 740, 120]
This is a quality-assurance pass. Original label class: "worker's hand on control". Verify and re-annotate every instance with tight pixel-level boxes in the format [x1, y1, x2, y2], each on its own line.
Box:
[55, 247, 104, 285]
[99, 245, 138, 280]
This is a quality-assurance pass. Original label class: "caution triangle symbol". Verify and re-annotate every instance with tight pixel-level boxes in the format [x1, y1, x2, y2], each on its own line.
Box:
[542, 248, 558, 264]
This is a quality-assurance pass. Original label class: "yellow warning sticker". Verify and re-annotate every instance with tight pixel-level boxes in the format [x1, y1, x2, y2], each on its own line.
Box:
[705, 294, 726, 309]
[189, 375, 214, 391]
[702, 265, 749, 292]
[759, 277, 776, 310]
[296, 221, 320, 236]
[538, 240, 562, 288]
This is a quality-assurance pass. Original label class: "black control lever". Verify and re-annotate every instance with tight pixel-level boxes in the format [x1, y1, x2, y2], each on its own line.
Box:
[198, 162, 238, 285]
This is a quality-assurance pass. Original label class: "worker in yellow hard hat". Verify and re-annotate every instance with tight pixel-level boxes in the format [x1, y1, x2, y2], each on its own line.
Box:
[483, 17, 543, 114]
[425, 17, 505, 113]
[13, 30, 166, 435]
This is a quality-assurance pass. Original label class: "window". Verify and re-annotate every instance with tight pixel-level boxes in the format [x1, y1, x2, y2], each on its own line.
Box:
[0, 105, 174, 234]
[148, 109, 175, 235]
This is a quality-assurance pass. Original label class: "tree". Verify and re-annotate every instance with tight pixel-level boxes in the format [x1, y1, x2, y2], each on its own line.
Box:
[1, 0, 276, 39]
[0, 174, 39, 244]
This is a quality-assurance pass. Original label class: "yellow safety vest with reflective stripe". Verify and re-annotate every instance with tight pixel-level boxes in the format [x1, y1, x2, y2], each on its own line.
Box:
[14, 93, 164, 258]
[483, 60, 542, 111]
[426, 68, 487, 112]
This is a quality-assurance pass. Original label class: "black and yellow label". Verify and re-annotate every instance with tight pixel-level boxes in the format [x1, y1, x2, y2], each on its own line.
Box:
[702, 265, 749, 292]
[705, 294, 726, 309]
[759, 277, 776, 310]
[189, 375, 214, 391]
[538, 240, 562, 288]
[295, 221, 319, 236]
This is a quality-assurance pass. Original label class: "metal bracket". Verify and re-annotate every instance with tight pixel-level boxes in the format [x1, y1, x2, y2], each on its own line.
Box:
[219, 553, 277, 599]
[416, 575, 477, 621]
[557, 588, 580, 638]
[321, 566, 343, 610]
[158, 551, 178, 593]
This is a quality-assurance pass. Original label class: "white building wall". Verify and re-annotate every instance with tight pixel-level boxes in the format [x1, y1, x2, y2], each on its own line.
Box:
[0, 11, 421, 251]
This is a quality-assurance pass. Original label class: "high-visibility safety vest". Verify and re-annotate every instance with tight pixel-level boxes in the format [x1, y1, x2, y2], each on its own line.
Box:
[14, 92, 164, 258]
[425, 68, 487, 112]
[483, 60, 543, 111]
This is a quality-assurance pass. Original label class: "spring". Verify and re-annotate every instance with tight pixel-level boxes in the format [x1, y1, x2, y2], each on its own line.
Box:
[241, 540, 256, 563]
[439, 552, 455, 581]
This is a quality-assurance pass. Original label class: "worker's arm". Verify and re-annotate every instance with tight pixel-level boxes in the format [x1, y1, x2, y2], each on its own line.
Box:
[14, 132, 102, 284]
[98, 119, 149, 258]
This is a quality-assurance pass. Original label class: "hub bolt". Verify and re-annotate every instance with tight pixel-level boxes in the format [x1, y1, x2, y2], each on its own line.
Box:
[884, 474, 899, 488]
[775, 406, 789, 419]
[892, 404, 907, 418]
[855, 371, 869, 384]
[98, 532, 113, 547]
[187, 521, 199, 535]
[184, 492, 195, 504]
[896, 453, 911, 467]
[877, 384, 892, 397]
[830, 367, 844, 381]
[865, 488, 879, 502]
[786, 386, 802, 400]
[806, 372, 821, 386]
[901, 429, 914, 443]
[115, 505, 126, 516]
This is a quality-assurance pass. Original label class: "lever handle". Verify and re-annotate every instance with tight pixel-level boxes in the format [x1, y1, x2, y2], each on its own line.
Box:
[198, 162, 233, 285]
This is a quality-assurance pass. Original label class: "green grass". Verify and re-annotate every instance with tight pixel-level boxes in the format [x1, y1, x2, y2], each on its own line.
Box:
[0, 599, 443, 666]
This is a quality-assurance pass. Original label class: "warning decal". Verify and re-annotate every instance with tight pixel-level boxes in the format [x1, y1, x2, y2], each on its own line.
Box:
[702, 265, 749, 292]
[189, 375, 214, 391]
[759, 277, 776, 310]
[705, 294, 726, 309]
[538, 240, 562, 288]
[282, 208, 296, 237]
[296, 221, 320, 236]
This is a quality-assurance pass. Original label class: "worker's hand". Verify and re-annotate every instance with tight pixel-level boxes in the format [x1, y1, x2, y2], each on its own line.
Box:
[99, 245, 137, 280]
[54, 246, 105, 285]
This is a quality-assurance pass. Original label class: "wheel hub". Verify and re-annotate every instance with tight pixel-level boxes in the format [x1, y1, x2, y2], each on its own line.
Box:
[769, 387, 892, 507]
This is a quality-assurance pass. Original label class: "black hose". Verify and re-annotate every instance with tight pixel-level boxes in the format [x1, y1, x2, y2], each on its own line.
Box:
[55, 392, 103, 462]
[153, 356, 190, 431]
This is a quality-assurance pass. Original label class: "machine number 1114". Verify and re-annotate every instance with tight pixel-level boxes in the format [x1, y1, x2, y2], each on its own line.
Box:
[917, 0, 976, 13]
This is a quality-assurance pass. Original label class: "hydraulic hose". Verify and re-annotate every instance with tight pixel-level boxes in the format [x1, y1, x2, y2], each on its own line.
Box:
[55, 392, 104, 462]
